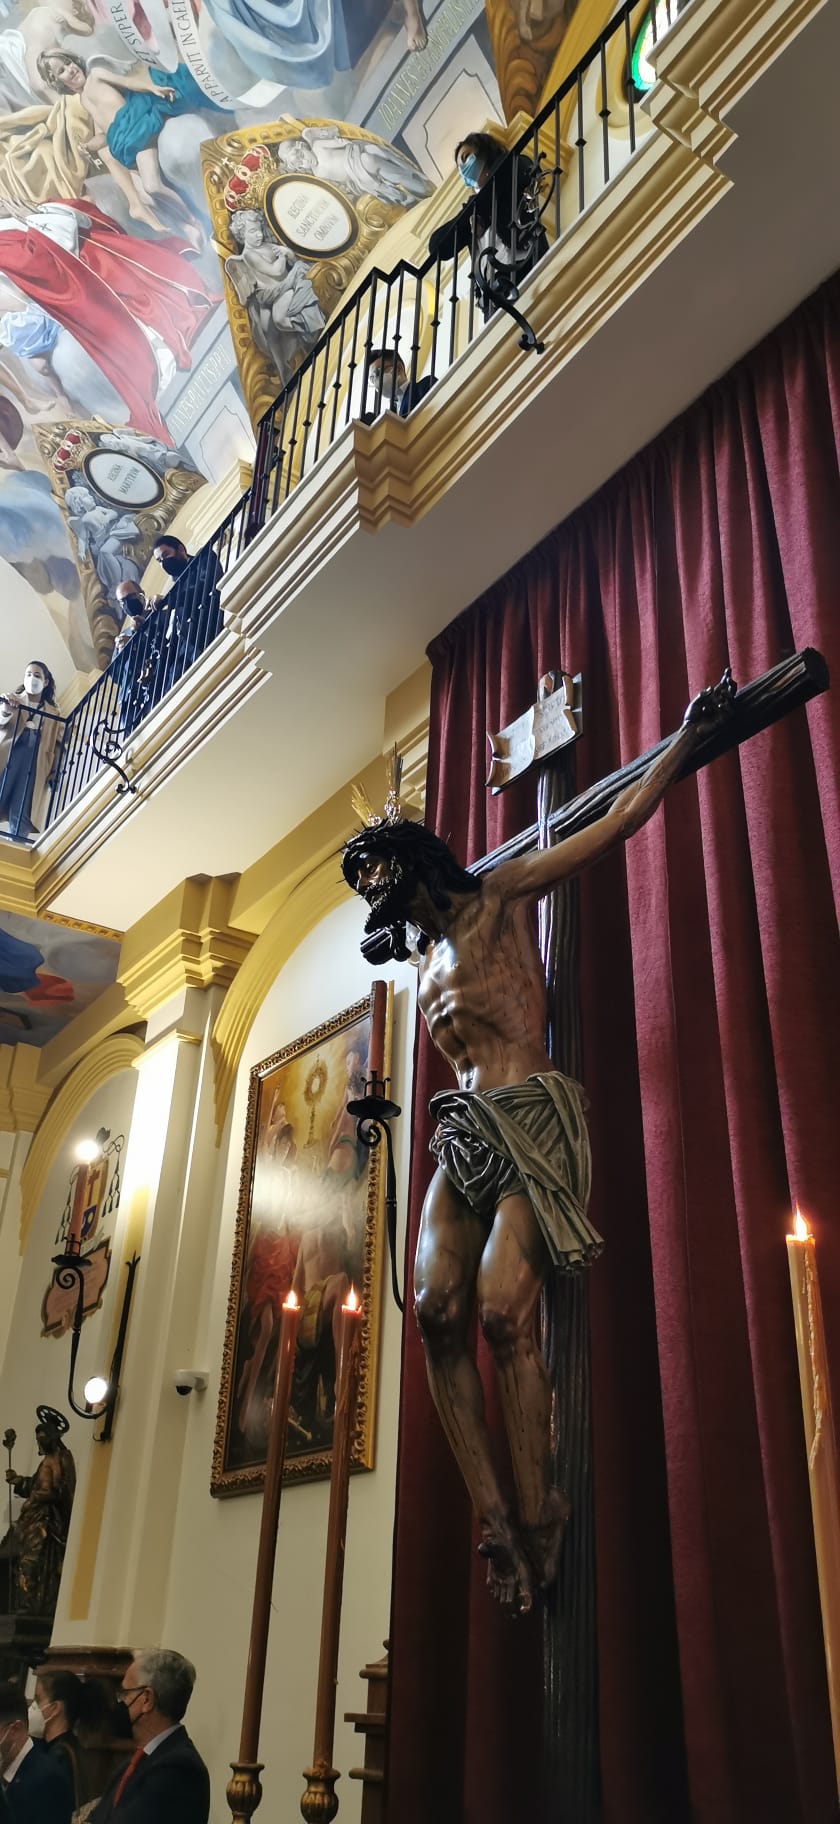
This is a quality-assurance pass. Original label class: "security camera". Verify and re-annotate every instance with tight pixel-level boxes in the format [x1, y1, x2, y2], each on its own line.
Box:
[174, 1370, 208, 1397]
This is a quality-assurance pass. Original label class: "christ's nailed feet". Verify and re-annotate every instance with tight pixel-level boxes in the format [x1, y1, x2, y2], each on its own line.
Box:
[478, 1516, 535, 1617]
[522, 1486, 570, 1590]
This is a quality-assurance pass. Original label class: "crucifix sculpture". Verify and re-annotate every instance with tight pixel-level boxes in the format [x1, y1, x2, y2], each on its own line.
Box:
[343, 648, 827, 1796]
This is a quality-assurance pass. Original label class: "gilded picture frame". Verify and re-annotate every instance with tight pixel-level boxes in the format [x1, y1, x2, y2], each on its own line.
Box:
[211, 983, 392, 1497]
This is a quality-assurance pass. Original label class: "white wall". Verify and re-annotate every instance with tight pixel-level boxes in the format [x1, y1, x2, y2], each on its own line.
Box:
[162, 899, 417, 1822]
[0, 1068, 138, 1565]
[0, 559, 77, 698]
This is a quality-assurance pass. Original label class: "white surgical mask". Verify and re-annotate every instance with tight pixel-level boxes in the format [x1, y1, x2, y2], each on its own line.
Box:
[28, 1702, 45, 1739]
[23, 669, 45, 698]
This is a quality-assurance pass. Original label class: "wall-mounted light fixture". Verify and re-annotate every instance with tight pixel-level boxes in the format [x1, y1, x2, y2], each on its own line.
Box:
[50, 1243, 140, 1445]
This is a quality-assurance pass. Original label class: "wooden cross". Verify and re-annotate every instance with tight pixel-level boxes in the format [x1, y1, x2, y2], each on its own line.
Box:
[478, 647, 828, 1820]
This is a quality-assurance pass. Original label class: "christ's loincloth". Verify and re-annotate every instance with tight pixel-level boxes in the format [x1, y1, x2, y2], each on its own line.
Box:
[429, 1072, 602, 1272]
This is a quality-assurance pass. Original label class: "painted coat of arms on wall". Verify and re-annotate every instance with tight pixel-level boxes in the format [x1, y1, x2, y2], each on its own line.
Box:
[41, 1126, 123, 1336]
[202, 120, 433, 425]
[34, 421, 206, 666]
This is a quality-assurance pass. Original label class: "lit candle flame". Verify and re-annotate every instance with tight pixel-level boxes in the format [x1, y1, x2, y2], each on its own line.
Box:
[282, 1288, 299, 1310]
[792, 1207, 810, 1242]
[343, 1284, 360, 1314]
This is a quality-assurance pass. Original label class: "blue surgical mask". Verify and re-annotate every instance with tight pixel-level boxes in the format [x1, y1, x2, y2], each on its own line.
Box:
[459, 153, 481, 190]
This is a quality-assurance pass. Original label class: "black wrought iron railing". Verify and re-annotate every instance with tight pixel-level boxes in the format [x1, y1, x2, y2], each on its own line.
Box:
[31, 0, 680, 836]
[46, 527, 241, 821]
[249, 0, 673, 518]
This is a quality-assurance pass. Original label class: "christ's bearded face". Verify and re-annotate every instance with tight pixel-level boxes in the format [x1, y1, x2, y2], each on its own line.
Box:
[353, 848, 418, 934]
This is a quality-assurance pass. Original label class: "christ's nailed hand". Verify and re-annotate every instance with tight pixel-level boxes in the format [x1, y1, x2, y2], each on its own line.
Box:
[683, 666, 737, 727]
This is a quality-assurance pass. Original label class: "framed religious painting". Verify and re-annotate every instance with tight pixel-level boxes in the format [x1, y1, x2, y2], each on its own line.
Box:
[212, 982, 392, 1496]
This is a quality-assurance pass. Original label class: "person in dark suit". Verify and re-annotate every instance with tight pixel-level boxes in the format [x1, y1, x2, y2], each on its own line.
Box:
[0, 1686, 73, 1824]
[368, 347, 436, 417]
[151, 537, 225, 686]
[90, 1649, 209, 1824]
[428, 129, 549, 319]
[30, 1668, 86, 1805]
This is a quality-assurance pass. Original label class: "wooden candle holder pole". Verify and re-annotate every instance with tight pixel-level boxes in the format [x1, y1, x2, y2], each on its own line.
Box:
[786, 1212, 840, 1789]
[301, 1292, 363, 1823]
[228, 1291, 301, 1824]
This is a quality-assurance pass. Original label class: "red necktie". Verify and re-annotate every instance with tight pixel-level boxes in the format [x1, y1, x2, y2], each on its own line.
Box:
[111, 1746, 144, 1808]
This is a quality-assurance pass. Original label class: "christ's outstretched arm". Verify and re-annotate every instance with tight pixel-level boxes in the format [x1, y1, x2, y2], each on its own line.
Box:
[493, 671, 736, 904]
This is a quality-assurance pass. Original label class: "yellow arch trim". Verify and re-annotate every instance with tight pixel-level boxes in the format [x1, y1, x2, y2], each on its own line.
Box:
[541, 0, 618, 115]
[20, 1032, 144, 1252]
[212, 854, 346, 1142]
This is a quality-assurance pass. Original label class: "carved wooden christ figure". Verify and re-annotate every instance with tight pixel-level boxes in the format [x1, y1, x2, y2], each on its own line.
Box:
[343, 674, 737, 1618]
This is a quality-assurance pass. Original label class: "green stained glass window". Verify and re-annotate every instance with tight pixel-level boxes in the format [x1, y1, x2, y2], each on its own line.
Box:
[630, 2, 678, 93]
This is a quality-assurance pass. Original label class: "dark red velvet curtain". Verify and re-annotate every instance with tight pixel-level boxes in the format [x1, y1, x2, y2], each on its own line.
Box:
[385, 274, 840, 1824]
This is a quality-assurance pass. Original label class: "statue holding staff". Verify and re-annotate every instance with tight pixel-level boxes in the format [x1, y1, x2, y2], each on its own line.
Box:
[4, 1406, 75, 1617]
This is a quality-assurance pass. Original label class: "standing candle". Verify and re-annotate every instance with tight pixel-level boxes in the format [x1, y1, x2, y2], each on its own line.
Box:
[229, 1288, 301, 1824]
[367, 981, 387, 1089]
[786, 1209, 840, 1790]
[301, 1286, 363, 1823]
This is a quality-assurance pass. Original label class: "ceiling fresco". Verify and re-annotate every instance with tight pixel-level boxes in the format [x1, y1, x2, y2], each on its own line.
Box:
[0, 0, 582, 673]
[0, 909, 121, 1045]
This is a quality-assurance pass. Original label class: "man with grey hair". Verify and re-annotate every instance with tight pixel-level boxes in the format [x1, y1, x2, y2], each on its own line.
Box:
[89, 1649, 209, 1822]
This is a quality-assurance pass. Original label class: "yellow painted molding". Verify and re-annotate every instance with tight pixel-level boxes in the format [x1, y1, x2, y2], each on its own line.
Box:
[37, 983, 141, 1091]
[70, 1177, 151, 1617]
[543, 0, 620, 126]
[0, 841, 38, 917]
[212, 852, 351, 1141]
[0, 1045, 51, 1134]
[68, 1444, 110, 1619]
[117, 876, 255, 1018]
[211, 717, 430, 1136]
[19, 1032, 144, 1251]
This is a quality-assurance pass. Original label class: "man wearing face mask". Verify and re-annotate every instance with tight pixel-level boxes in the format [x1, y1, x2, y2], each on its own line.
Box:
[89, 1649, 209, 1824]
[428, 129, 548, 320]
[29, 1670, 89, 1808]
[151, 536, 224, 685]
[0, 1687, 73, 1824]
[367, 346, 437, 417]
[111, 583, 162, 737]
[113, 584, 156, 654]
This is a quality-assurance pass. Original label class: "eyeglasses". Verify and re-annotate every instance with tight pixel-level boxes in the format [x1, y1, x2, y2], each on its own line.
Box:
[118, 1684, 149, 1707]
